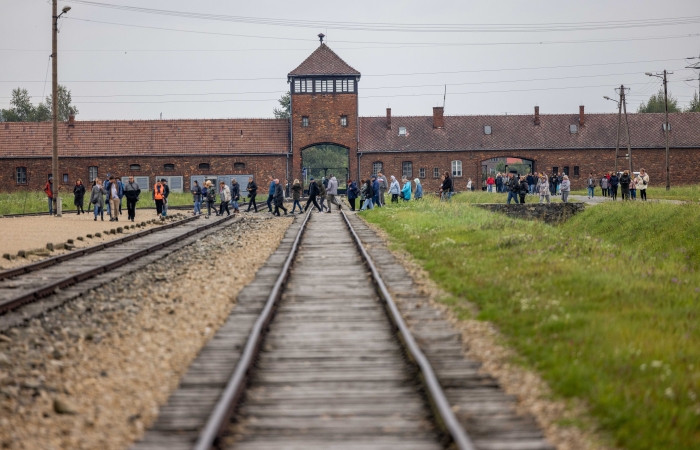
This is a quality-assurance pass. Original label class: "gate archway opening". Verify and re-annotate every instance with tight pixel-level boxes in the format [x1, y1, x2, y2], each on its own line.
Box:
[301, 144, 349, 193]
[481, 156, 535, 186]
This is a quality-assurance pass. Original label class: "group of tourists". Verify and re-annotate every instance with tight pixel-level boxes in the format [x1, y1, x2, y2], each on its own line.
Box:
[589, 169, 650, 201]
[48, 175, 143, 222]
[342, 172, 424, 211]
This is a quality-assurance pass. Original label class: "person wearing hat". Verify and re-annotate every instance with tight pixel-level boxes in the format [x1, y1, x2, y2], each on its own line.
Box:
[303, 177, 322, 212]
[44, 176, 54, 215]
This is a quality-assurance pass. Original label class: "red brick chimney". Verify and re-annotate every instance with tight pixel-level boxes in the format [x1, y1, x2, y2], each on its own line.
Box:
[433, 106, 444, 129]
[386, 108, 392, 130]
[579, 105, 585, 126]
[534, 106, 540, 126]
[68, 114, 75, 127]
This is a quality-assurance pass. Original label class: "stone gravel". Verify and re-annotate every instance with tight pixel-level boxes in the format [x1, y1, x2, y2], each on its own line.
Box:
[0, 214, 293, 450]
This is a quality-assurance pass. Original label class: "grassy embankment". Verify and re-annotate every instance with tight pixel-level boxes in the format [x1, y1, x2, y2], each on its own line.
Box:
[571, 184, 700, 202]
[0, 192, 267, 215]
[362, 195, 700, 450]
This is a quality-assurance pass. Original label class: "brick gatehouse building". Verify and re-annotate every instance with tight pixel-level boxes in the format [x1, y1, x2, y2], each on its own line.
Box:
[2, 44, 700, 194]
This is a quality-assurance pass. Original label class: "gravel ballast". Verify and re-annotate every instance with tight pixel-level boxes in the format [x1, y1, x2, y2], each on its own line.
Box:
[0, 214, 293, 450]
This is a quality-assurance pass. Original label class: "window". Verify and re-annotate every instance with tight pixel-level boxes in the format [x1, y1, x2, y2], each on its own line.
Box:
[130, 164, 141, 171]
[156, 176, 183, 193]
[484, 125, 492, 135]
[419, 168, 426, 178]
[62, 174, 69, 183]
[294, 78, 312, 93]
[163, 163, 175, 171]
[234, 162, 246, 170]
[573, 166, 580, 176]
[340, 115, 348, 127]
[198, 163, 210, 170]
[302, 116, 309, 127]
[88, 166, 98, 182]
[134, 176, 150, 191]
[402, 161, 413, 178]
[15, 167, 27, 184]
[451, 161, 463, 177]
[663, 123, 672, 131]
[315, 79, 333, 93]
[563, 166, 570, 176]
[552, 166, 558, 174]
[372, 162, 383, 175]
[569, 124, 578, 134]
[433, 167, 440, 178]
[398, 126, 407, 136]
[337, 79, 355, 92]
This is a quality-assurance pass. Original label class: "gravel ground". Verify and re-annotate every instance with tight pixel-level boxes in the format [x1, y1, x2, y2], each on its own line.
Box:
[360, 217, 616, 450]
[0, 214, 293, 450]
[0, 212, 172, 270]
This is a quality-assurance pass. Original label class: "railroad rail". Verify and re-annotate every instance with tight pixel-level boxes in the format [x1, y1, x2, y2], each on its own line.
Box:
[134, 210, 481, 450]
[0, 214, 237, 315]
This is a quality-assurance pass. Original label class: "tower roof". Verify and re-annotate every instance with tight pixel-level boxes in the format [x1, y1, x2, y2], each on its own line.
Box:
[288, 44, 360, 77]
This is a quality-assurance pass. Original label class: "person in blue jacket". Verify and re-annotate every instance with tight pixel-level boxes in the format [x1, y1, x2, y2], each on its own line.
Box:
[266, 175, 276, 213]
[401, 177, 412, 201]
[371, 175, 381, 207]
[413, 178, 423, 200]
[116, 176, 124, 216]
[346, 179, 359, 211]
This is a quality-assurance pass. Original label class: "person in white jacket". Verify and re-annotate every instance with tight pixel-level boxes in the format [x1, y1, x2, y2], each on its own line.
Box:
[218, 181, 231, 216]
[325, 175, 342, 212]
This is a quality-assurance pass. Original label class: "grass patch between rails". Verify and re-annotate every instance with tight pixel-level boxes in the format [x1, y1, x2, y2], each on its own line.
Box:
[0, 191, 267, 215]
[362, 195, 700, 450]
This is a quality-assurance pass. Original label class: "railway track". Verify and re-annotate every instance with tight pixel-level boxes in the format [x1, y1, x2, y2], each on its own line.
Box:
[136, 211, 506, 450]
[0, 213, 238, 320]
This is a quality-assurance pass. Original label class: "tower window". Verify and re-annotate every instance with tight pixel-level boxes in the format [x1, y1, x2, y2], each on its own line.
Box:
[340, 115, 348, 127]
[294, 78, 312, 93]
[315, 79, 333, 93]
[15, 167, 27, 184]
[337, 79, 355, 92]
[302, 116, 309, 127]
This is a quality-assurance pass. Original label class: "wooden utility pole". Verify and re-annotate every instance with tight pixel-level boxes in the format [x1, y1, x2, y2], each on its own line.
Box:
[621, 88, 633, 174]
[613, 86, 623, 174]
[663, 70, 670, 190]
[51, 0, 59, 216]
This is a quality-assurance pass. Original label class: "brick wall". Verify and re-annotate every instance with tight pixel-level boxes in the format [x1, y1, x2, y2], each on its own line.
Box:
[291, 92, 358, 185]
[1, 155, 288, 193]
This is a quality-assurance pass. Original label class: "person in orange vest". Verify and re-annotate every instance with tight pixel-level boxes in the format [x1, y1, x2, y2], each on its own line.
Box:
[152, 179, 166, 218]
[44, 177, 54, 215]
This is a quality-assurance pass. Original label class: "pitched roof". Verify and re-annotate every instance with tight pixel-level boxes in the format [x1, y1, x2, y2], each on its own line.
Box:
[0, 118, 289, 158]
[289, 44, 360, 77]
[359, 112, 700, 152]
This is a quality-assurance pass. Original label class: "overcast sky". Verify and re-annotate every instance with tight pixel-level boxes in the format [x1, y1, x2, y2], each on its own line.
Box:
[1, 0, 699, 121]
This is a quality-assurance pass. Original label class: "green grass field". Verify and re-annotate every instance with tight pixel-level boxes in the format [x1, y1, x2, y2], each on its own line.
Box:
[0, 191, 268, 216]
[571, 184, 700, 202]
[362, 195, 700, 450]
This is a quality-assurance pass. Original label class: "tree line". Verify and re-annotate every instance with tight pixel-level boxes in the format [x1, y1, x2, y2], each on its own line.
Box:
[0, 86, 78, 122]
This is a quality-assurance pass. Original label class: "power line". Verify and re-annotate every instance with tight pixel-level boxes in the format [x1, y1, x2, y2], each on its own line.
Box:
[63, 17, 700, 48]
[65, 1, 700, 33]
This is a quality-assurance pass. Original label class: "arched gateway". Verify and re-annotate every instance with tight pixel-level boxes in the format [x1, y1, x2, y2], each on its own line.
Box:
[288, 43, 360, 188]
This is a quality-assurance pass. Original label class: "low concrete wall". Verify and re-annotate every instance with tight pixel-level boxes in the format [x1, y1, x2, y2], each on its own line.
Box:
[475, 203, 585, 224]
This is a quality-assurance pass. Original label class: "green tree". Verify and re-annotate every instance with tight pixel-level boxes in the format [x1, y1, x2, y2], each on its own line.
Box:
[2, 88, 35, 122]
[273, 91, 290, 119]
[0, 85, 77, 122]
[637, 88, 680, 113]
[43, 85, 78, 122]
[687, 91, 700, 113]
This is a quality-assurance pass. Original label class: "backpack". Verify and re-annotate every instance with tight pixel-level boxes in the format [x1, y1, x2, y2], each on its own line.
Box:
[207, 187, 216, 202]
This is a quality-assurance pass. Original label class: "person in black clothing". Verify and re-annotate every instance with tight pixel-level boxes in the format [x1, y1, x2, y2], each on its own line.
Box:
[519, 176, 529, 204]
[619, 170, 631, 200]
[440, 172, 453, 201]
[123, 176, 141, 222]
[73, 179, 86, 214]
[273, 179, 288, 216]
[526, 173, 535, 194]
[230, 179, 241, 213]
[304, 177, 322, 212]
[246, 177, 258, 212]
[609, 172, 620, 201]
[549, 173, 558, 196]
[506, 173, 520, 204]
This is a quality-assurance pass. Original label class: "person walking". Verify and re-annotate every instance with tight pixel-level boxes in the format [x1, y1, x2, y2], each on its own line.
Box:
[389, 176, 400, 202]
[291, 179, 303, 213]
[538, 174, 551, 204]
[401, 177, 412, 201]
[266, 175, 275, 213]
[326, 175, 341, 212]
[637, 168, 649, 201]
[441, 172, 453, 201]
[561, 175, 571, 203]
[587, 173, 596, 199]
[600, 174, 609, 197]
[619, 170, 631, 201]
[116, 177, 124, 216]
[218, 181, 231, 216]
[204, 180, 218, 217]
[191, 180, 202, 216]
[486, 175, 495, 192]
[519, 176, 529, 204]
[370, 176, 380, 208]
[103, 176, 112, 217]
[304, 177, 323, 212]
[377, 172, 388, 207]
[609, 172, 620, 201]
[360, 178, 374, 210]
[317, 178, 329, 212]
[44, 177, 54, 215]
[123, 176, 141, 222]
[246, 177, 258, 212]
[230, 179, 241, 213]
[414, 178, 423, 200]
[629, 174, 637, 200]
[153, 179, 166, 217]
[90, 178, 106, 221]
[273, 179, 288, 216]
[161, 179, 170, 217]
[108, 176, 121, 222]
[346, 179, 359, 211]
[549, 173, 557, 197]
[73, 179, 86, 214]
[526, 173, 535, 194]
[506, 173, 520, 204]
